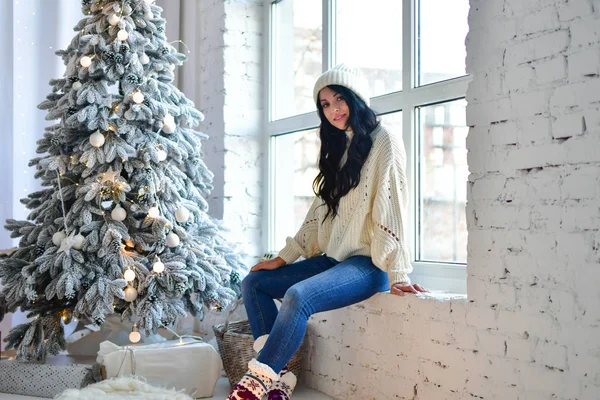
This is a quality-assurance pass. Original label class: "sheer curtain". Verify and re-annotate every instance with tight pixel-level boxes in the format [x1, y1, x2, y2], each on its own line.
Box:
[0, 0, 84, 348]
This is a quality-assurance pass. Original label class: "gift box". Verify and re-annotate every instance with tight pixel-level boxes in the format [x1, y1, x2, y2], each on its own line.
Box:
[0, 354, 98, 398]
[97, 337, 222, 398]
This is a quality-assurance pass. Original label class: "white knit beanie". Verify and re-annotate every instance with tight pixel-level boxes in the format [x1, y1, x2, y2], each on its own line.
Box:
[313, 64, 370, 106]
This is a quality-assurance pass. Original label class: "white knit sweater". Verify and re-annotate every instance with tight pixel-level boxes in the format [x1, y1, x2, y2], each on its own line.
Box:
[278, 123, 412, 287]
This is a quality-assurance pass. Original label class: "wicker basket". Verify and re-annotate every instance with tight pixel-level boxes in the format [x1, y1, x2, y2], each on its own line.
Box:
[213, 299, 303, 387]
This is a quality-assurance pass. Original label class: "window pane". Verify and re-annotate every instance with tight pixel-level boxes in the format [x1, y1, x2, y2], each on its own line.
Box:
[272, 129, 320, 251]
[272, 0, 322, 120]
[416, 0, 469, 86]
[336, 0, 402, 97]
[418, 99, 468, 263]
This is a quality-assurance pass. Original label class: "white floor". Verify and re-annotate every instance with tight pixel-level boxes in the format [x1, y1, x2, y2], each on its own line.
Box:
[0, 376, 333, 400]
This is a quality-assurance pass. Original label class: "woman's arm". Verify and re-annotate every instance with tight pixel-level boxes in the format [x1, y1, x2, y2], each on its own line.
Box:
[370, 131, 413, 287]
[277, 196, 322, 264]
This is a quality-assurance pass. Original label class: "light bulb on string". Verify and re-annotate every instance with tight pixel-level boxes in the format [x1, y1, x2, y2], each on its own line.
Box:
[129, 324, 141, 343]
[153, 259, 165, 274]
[132, 91, 145, 104]
[80, 56, 93, 67]
[162, 122, 176, 134]
[163, 114, 175, 125]
[124, 268, 136, 282]
[147, 206, 160, 218]
[117, 29, 129, 41]
[124, 286, 138, 302]
[157, 149, 167, 162]
[166, 232, 180, 248]
[72, 81, 82, 90]
[109, 14, 120, 26]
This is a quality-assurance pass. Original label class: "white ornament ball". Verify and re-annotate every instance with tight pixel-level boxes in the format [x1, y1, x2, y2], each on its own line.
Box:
[166, 232, 180, 248]
[109, 14, 120, 26]
[129, 331, 141, 343]
[162, 122, 176, 134]
[132, 92, 145, 104]
[175, 208, 190, 223]
[124, 269, 136, 282]
[117, 29, 129, 41]
[153, 261, 165, 274]
[80, 56, 92, 67]
[72, 81, 82, 90]
[147, 206, 160, 218]
[140, 53, 150, 65]
[124, 286, 138, 302]
[72, 234, 85, 250]
[52, 231, 67, 246]
[163, 114, 175, 125]
[144, 11, 154, 19]
[157, 149, 167, 162]
[111, 205, 127, 222]
[89, 131, 105, 148]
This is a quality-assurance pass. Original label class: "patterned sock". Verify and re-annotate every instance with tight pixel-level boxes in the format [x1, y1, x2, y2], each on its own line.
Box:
[267, 366, 297, 400]
[227, 359, 279, 400]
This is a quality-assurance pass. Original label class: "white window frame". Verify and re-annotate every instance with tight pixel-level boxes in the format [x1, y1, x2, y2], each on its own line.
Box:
[262, 0, 471, 294]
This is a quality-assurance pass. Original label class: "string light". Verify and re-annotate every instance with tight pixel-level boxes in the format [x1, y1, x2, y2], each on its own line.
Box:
[129, 324, 141, 343]
[124, 268, 136, 282]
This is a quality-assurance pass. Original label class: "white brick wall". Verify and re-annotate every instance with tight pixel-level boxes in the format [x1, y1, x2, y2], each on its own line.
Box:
[297, 1, 600, 399]
[197, 0, 264, 264]
[193, 0, 264, 338]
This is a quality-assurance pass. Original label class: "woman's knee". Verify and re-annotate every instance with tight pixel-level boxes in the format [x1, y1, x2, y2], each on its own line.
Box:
[282, 285, 309, 311]
[241, 272, 259, 298]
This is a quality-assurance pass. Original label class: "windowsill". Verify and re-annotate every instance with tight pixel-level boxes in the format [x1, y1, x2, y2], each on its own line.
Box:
[409, 261, 467, 294]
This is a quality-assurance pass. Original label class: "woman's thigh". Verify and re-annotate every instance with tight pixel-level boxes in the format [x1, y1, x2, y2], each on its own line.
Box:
[283, 255, 389, 314]
[241, 255, 337, 300]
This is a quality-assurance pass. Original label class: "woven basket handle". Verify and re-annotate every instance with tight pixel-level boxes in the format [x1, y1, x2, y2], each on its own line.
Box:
[221, 297, 244, 333]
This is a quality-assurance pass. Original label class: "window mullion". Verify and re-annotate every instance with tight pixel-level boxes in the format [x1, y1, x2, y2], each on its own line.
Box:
[323, 0, 334, 71]
[402, 0, 417, 262]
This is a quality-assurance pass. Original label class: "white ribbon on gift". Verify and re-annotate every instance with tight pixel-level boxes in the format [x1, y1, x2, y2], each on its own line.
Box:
[97, 336, 204, 376]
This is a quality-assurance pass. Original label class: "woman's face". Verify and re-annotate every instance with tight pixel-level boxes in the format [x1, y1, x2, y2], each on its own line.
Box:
[319, 87, 350, 130]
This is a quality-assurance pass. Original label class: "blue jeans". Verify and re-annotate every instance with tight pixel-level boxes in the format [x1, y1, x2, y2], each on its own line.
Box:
[241, 255, 389, 373]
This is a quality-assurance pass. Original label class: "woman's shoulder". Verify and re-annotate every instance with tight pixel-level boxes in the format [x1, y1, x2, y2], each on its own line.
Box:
[370, 122, 404, 153]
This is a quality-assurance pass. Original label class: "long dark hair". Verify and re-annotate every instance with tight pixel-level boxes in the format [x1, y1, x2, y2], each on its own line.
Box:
[313, 84, 379, 220]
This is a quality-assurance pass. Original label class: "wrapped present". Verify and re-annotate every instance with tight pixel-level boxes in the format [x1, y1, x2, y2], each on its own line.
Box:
[0, 354, 99, 398]
[97, 337, 222, 398]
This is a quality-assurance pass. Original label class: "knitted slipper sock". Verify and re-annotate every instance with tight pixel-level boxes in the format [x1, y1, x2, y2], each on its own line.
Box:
[227, 359, 279, 400]
[267, 366, 297, 400]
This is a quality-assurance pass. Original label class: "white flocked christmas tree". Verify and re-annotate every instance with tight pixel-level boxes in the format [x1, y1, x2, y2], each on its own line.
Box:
[0, 0, 247, 360]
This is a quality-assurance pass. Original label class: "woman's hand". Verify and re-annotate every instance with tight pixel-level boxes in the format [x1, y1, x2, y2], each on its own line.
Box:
[250, 256, 286, 272]
[390, 282, 428, 296]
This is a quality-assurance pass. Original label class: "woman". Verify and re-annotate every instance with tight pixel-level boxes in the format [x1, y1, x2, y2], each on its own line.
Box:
[227, 64, 426, 400]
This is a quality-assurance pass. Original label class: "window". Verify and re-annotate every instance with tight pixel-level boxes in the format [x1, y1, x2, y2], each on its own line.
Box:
[417, 100, 468, 264]
[265, 0, 470, 293]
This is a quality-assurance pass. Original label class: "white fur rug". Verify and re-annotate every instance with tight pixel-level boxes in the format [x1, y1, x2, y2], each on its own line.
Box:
[55, 377, 194, 400]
